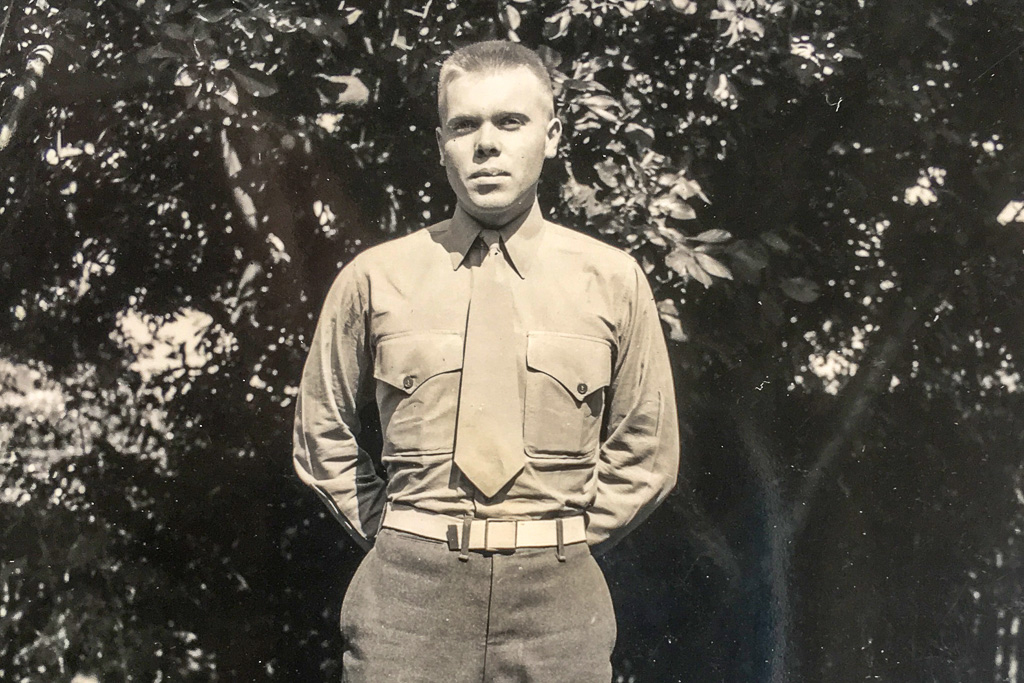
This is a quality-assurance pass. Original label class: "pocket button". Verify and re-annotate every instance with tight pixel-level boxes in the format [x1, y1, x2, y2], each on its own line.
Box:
[577, 382, 588, 395]
[403, 375, 415, 390]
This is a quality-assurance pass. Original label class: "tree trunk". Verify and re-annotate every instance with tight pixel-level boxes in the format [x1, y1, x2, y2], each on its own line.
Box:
[736, 409, 793, 682]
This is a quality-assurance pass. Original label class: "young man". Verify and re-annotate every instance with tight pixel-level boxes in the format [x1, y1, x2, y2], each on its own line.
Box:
[293, 40, 679, 682]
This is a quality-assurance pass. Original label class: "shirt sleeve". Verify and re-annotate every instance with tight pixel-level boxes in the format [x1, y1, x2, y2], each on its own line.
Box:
[586, 258, 680, 553]
[292, 257, 386, 550]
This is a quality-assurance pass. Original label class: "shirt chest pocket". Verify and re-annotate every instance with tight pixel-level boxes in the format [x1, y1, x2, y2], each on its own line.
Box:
[524, 332, 612, 458]
[374, 332, 464, 455]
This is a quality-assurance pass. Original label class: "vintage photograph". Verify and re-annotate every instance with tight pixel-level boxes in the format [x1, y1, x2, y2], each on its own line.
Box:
[2, 0, 1023, 681]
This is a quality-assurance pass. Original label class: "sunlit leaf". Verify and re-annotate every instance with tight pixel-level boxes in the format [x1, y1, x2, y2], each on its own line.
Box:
[624, 122, 655, 149]
[665, 247, 694, 277]
[691, 229, 732, 243]
[669, 0, 698, 15]
[317, 74, 370, 106]
[232, 188, 258, 229]
[658, 226, 687, 246]
[543, 10, 572, 40]
[653, 194, 697, 220]
[237, 261, 262, 295]
[706, 73, 737, 102]
[996, 200, 1024, 225]
[657, 299, 688, 341]
[742, 17, 765, 38]
[579, 94, 619, 110]
[217, 82, 239, 106]
[672, 176, 711, 204]
[562, 175, 609, 219]
[504, 5, 521, 30]
[267, 233, 291, 264]
[595, 159, 620, 188]
[666, 247, 713, 287]
[695, 253, 734, 280]
[173, 66, 196, 87]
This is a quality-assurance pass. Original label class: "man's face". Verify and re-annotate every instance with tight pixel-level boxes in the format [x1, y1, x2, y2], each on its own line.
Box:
[436, 66, 561, 226]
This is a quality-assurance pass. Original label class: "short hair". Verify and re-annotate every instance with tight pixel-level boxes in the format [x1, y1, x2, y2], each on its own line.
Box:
[437, 40, 554, 117]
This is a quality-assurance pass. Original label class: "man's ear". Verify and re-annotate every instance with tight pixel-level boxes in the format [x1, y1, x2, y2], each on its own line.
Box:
[544, 117, 562, 159]
[435, 126, 446, 167]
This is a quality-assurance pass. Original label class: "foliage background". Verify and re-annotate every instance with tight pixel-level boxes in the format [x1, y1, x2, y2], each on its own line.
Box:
[2, 0, 1023, 680]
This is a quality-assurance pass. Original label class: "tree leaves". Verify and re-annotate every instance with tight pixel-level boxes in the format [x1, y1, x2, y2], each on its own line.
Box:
[316, 74, 369, 106]
[579, 93, 621, 123]
[543, 10, 572, 40]
[657, 299, 688, 341]
[594, 158, 620, 188]
[692, 229, 731, 243]
[562, 168, 610, 220]
[195, 5, 237, 24]
[5, 1, 1024, 681]
[652, 194, 697, 220]
[780, 277, 821, 303]
[231, 67, 279, 98]
[667, 247, 712, 287]
[623, 122, 655, 150]
[760, 231, 790, 253]
[503, 5, 522, 31]
[696, 253, 734, 280]
[729, 239, 770, 284]
[669, 0, 698, 16]
[666, 246, 733, 287]
[137, 44, 179, 63]
[710, 0, 768, 46]
[670, 176, 711, 204]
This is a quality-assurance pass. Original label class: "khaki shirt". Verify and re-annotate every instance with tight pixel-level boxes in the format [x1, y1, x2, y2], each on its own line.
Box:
[293, 201, 679, 552]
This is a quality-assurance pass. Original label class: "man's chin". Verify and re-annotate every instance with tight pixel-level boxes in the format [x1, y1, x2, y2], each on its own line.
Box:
[467, 191, 513, 208]
[463, 198, 523, 222]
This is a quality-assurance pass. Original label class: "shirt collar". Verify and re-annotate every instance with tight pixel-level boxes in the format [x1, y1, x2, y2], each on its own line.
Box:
[441, 201, 546, 278]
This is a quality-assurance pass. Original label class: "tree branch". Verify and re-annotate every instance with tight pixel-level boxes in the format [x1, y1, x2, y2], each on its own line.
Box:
[0, 43, 53, 151]
[0, 1, 15, 56]
[788, 268, 946, 537]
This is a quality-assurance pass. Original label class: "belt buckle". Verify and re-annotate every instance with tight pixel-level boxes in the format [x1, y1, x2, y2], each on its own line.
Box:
[485, 520, 517, 551]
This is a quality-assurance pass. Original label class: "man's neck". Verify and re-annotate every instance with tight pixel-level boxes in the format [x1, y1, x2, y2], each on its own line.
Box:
[460, 195, 537, 230]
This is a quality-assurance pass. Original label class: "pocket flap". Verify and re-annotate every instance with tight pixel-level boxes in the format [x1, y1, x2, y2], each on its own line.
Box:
[374, 332, 464, 395]
[526, 332, 611, 399]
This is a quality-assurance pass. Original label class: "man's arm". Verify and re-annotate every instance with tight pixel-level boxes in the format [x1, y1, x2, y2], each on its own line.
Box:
[586, 258, 680, 554]
[292, 257, 386, 550]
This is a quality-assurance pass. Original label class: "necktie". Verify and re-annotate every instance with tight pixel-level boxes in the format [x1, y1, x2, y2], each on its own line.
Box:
[453, 229, 526, 498]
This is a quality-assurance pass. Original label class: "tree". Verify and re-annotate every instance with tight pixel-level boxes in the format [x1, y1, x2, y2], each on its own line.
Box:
[2, 0, 1023, 680]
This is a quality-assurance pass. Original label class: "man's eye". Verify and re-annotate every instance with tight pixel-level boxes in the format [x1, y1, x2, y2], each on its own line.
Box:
[451, 121, 475, 133]
[500, 118, 524, 129]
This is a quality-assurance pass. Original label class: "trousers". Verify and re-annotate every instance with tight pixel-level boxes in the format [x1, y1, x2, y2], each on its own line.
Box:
[339, 528, 617, 683]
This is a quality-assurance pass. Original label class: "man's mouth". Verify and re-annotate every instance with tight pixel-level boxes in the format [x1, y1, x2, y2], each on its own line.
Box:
[469, 169, 509, 179]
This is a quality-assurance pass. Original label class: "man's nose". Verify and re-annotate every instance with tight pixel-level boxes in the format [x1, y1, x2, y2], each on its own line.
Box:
[474, 123, 500, 159]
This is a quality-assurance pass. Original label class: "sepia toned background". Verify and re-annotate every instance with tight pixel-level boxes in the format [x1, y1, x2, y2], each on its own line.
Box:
[2, 0, 1023, 680]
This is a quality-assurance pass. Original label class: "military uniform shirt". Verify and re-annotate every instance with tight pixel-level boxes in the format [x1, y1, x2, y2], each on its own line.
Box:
[293, 200, 680, 553]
